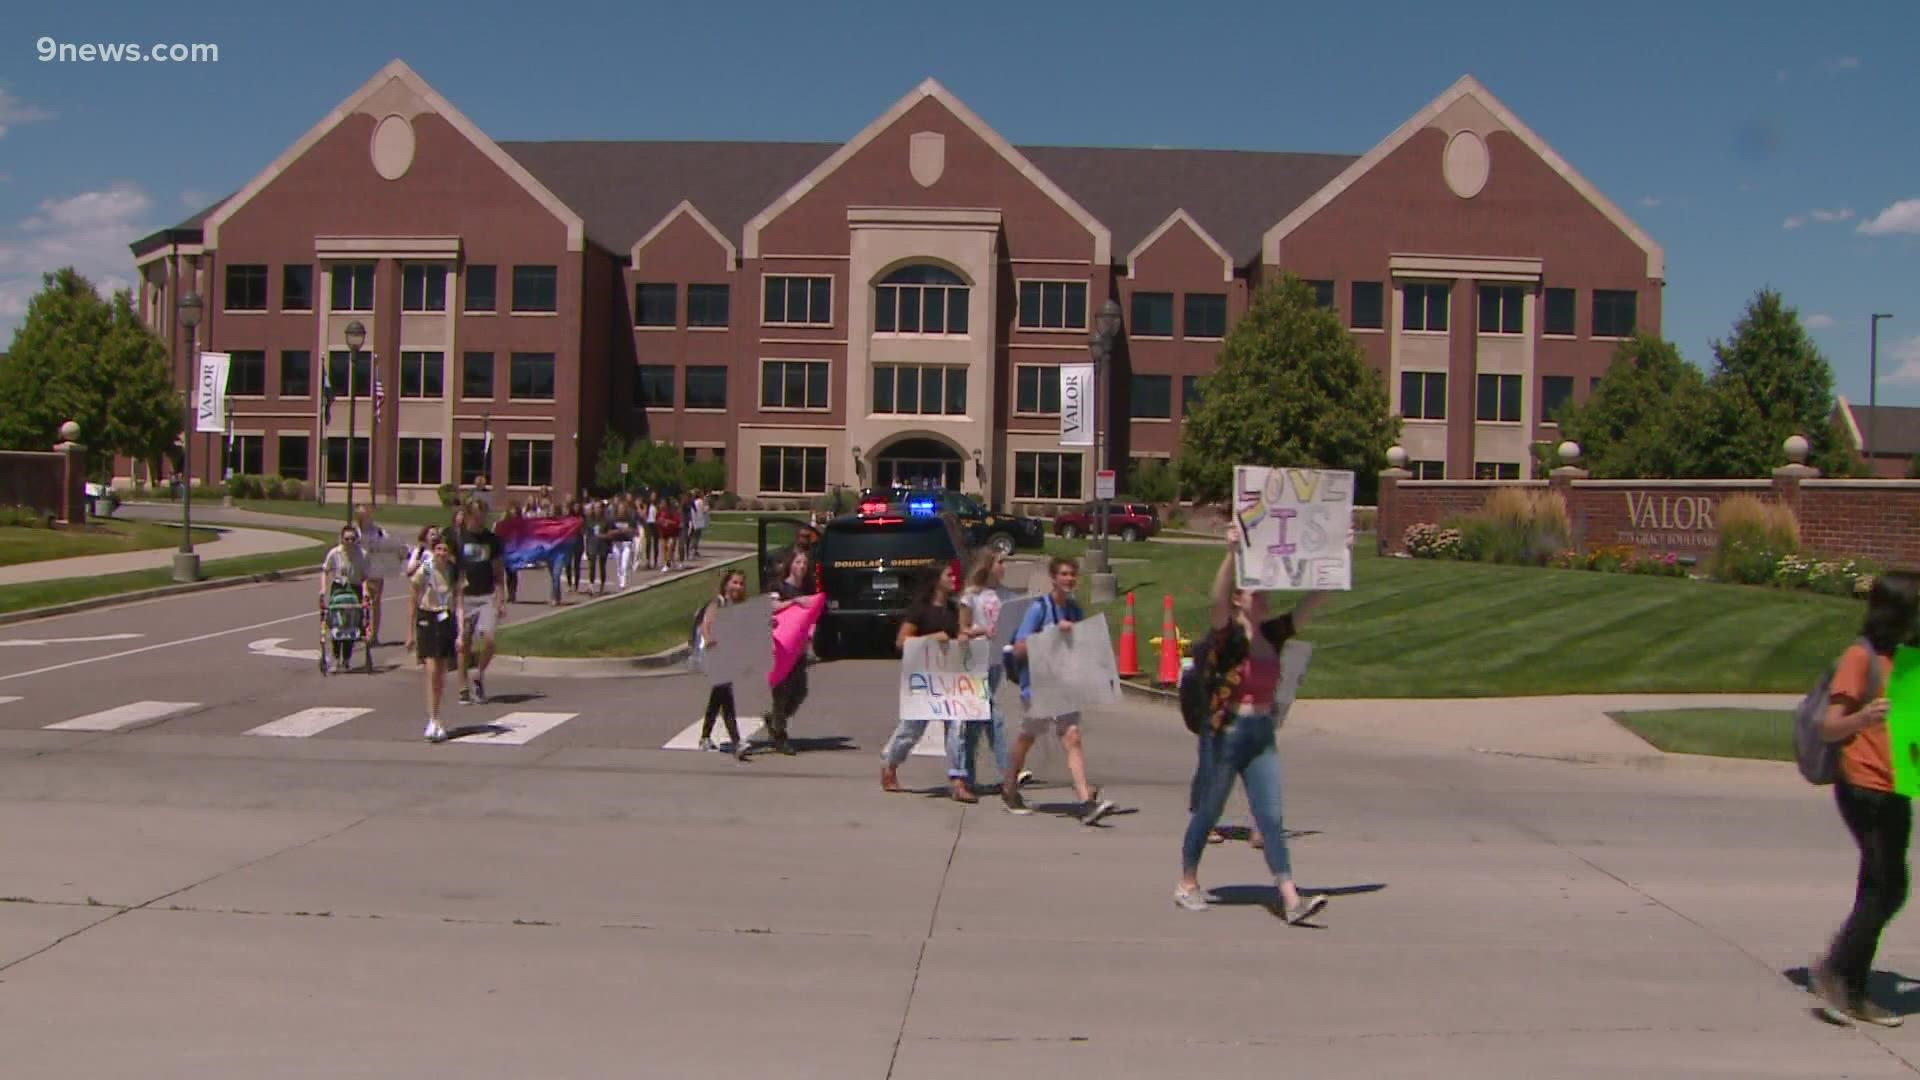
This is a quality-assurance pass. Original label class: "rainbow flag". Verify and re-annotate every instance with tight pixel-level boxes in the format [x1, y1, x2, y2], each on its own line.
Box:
[495, 515, 583, 571]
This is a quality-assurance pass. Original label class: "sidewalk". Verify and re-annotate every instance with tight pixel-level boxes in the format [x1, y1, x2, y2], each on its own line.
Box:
[0, 525, 313, 587]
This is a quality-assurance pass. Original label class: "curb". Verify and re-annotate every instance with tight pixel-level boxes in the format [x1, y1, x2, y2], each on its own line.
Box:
[0, 565, 322, 626]
[1121, 677, 1178, 705]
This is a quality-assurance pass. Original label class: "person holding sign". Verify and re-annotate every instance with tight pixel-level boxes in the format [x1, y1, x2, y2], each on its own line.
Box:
[1809, 571, 1920, 1027]
[1173, 524, 1340, 924]
[956, 550, 1032, 795]
[694, 570, 752, 760]
[764, 549, 816, 755]
[882, 568, 979, 802]
[1004, 557, 1115, 825]
[354, 505, 392, 644]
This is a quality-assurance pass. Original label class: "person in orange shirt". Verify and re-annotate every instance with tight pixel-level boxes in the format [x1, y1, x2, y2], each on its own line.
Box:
[1812, 570, 1920, 1027]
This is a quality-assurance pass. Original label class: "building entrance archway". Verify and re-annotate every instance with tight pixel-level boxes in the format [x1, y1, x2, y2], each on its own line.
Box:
[873, 436, 964, 490]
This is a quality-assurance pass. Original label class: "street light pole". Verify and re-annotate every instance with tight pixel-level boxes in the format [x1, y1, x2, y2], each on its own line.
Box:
[343, 320, 365, 523]
[1086, 299, 1122, 601]
[1870, 313, 1892, 472]
[173, 293, 203, 583]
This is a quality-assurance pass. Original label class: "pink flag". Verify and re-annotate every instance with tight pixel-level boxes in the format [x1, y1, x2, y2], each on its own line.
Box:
[770, 593, 824, 685]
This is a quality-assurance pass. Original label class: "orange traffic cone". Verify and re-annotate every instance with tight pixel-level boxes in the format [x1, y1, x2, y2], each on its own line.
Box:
[1117, 592, 1140, 678]
[1156, 594, 1182, 687]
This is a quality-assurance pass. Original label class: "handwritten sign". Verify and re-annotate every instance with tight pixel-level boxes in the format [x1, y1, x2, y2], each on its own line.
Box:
[706, 596, 774, 716]
[1888, 645, 1920, 798]
[363, 530, 408, 580]
[1025, 613, 1122, 718]
[900, 637, 992, 721]
[1233, 466, 1353, 591]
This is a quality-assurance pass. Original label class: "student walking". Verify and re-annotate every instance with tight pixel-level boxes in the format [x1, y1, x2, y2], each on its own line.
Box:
[1811, 571, 1920, 1027]
[695, 570, 751, 760]
[881, 568, 976, 801]
[955, 550, 1031, 795]
[448, 502, 507, 706]
[764, 549, 815, 755]
[412, 529, 461, 743]
[402, 525, 435, 660]
[1003, 556, 1115, 824]
[353, 504, 390, 644]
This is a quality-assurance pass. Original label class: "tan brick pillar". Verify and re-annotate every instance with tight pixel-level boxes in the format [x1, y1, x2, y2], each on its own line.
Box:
[1377, 445, 1410, 556]
[1773, 434, 1820, 531]
[54, 421, 85, 526]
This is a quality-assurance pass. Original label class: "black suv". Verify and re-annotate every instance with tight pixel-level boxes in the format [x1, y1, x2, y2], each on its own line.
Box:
[756, 509, 972, 658]
[856, 487, 1044, 556]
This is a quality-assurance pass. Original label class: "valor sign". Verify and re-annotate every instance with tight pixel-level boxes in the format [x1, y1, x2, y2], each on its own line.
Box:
[1618, 492, 1718, 551]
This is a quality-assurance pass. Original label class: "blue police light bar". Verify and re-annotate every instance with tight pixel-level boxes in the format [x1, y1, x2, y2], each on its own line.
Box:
[906, 496, 939, 517]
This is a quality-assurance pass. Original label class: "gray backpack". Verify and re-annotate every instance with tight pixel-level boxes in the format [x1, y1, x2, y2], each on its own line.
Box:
[1794, 638, 1881, 785]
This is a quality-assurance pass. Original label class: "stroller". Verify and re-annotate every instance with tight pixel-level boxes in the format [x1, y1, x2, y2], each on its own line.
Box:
[320, 579, 373, 675]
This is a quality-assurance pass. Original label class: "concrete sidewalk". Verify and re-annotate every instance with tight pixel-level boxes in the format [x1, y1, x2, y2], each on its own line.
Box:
[0, 525, 314, 586]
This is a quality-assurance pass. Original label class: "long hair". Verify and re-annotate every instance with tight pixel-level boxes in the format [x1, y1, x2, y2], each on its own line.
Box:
[965, 549, 1000, 590]
[914, 567, 951, 607]
[1863, 570, 1920, 655]
[716, 569, 744, 598]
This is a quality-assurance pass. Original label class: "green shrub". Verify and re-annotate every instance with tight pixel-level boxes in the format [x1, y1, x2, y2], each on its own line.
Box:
[1404, 523, 1463, 559]
[1351, 506, 1379, 534]
[1713, 495, 1798, 582]
[1446, 488, 1571, 566]
[437, 482, 460, 507]
[1126, 458, 1179, 506]
[0, 505, 49, 528]
[1165, 506, 1190, 530]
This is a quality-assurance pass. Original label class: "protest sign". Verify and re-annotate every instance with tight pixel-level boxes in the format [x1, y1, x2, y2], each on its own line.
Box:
[364, 531, 408, 580]
[1233, 465, 1354, 591]
[706, 596, 774, 716]
[900, 637, 992, 722]
[1887, 645, 1920, 798]
[1025, 612, 1122, 718]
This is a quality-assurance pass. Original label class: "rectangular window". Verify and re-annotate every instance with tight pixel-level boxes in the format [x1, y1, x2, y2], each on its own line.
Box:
[1477, 284, 1524, 335]
[399, 351, 444, 399]
[330, 264, 375, 312]
[757, 446, 828, 494]
[507, 439, 553, 487]
[397, 437, 444, 486]
[687, 284, 729, 328]
[1410, 460, 1445, 480]
[460, 437, 490, 485]
[1476, 373, 1523, 423]
[685, 365, 727, 410]
[636, 364, 675, 408]
[281, 265, 313, 311]
[1475, 462, 1522, 480]
[1403, 282, 1450, 332]
[759, 360, 829, 410]
[1129, 374, 1172, 419]
[1400, 370, 1448, 421]
[1541, 375, 1575, 424]
[1181, 374, 1202, 416]
[326, 350, 373, 397]
[224, 434, 264, 476]
[1543, 287, 1576, 336]
[462, 352, 494, 400]
[279, 350, 311, 397]
[466, 265, 497, 313]
[1351, 281, 1385, 329]
[1307, 280, 1336, 310]
[875, 279, 968, 335]
[325, 436, 370, 484]
[1592, 290, 1637, 338]
[1017, 281, 1088, 330]
[509, 353, 556, 400]
[1132, 292, 1174, 337]
[871, 364, 966, 415]
[1184, 293, 1228, 339]
[511, 265, 557, 313]
[1013, 451, 1084, 500]
[683, 447, 700, 466]
[762, 275, 832, 325]
[226, 350, 266, 397]
[635, 283, 677, 327]
[277, 434, 309, 481]
[224, 265, 267, 311]
[1015, 365, 1061, 415]
[402, 264, 448, 312]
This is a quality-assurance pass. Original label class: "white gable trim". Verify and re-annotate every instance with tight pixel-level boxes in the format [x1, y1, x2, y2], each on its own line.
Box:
[743, 78, 1109, 264]
[630, 200, 736, 273]
[1127, 209, 1233, 282]
[205, 59, 584, 252]
[1836, 395, 1864, 451]
[1262, 76, 1664, 280]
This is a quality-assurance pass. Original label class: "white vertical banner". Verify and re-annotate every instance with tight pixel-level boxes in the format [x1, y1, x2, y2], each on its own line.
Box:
[1059, 363, 1094, 447]
[195, 352, 231, 434]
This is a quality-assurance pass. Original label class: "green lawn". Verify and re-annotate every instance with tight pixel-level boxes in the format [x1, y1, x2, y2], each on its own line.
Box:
[0, 520, 218, 568]
[1608, 709, 1795, 761]
[229, 499, 455, 528]
[495, 555, 753, 659]
[0, 530, 335, 615]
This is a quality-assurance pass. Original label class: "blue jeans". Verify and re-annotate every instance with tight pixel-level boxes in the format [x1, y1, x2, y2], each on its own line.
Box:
[1182, 711, 1290, 879]
[948, 667, 1010, 783]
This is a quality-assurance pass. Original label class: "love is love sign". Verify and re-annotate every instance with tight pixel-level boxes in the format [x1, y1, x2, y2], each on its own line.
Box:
[1233, 466, 1354, 591]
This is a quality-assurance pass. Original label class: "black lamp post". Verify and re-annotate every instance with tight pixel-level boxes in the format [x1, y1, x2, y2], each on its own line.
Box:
[173, 292, 203, 583]
[343, 320, 365, 522]
[1086, 299, 1122, 578]
[1870, 313, 1893, 470]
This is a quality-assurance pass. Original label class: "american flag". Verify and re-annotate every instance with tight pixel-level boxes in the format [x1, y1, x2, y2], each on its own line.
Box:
[372, 364, 385, 417]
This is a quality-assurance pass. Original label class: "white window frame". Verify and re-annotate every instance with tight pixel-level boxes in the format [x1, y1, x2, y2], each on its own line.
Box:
[506, 436, 556, 489]
[757, 444, 829, 496]
[1015, 279, 1089, 332]
[870, 363, 968, 417]
[1013, 363, 1062, 417]
[1401, 281, 1450, 334]
[758, 358, 831, 412]
[1012, 450, 1085, 502]
[760, 274, 834, 327]
[396, 434, 446, 487]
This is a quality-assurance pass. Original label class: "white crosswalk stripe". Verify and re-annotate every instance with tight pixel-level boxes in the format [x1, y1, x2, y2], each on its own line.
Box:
[467, 711, 576, 746]
[45, 700, 199, 732]
[246, 707, 372, 738]
[663, 715, 766, 751]
[0, 695, 20, 707]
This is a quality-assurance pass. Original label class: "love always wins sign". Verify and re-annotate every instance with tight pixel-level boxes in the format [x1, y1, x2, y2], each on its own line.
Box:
[900, 637, 993, 722]
[1233, 466, 1354, 591]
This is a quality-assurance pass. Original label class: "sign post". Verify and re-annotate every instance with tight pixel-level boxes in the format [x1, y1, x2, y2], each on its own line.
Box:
[1095, 469, 1116, 500]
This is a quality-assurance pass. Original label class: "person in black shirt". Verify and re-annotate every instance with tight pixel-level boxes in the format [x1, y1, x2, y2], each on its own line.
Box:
[447, 501, 506, 705]
[764, 549, 816, 754]
[879, 567, 978, 802]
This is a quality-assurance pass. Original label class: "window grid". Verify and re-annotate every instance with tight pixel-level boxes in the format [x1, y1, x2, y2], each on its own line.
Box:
[685, 365, 727, 410]
[1351, 281, 1385, 330]
[227, 351, 266, 397]
[465, 266, 497, 313]
[279, 350, 311, 398]
[507, 439, 554, 488]
[399, 351, 444, 399]
[1129, 374, 1172, 419]
[1475, 462, 1522, 481]
[460, 438, 489, 486]
[277, 435, 309, 480]
[1541, 375, 1575, 424]
[397, 437, 444, 486]
[1013, 451, 1084, 501]
[1400, 370, 1448, 421]
[1131, 292, 1174, 337]
[1017, 280, 1088, 330]
[1543, 287, 1576, 336]
[687, 284, 729, 328]
[511, 265, 558, 313]
[1014, 365, 1061, 415]
[636, 364, 675, 408]
[402, 264, 448, 312]
[324, 436, 371, 484]
[462, 352, 494, 400]
[1183, 293, 1227, 339]
[635, 283, 676, 327]
[330, 264, 375, 313]
[509, 353, 556, 401]
[759, 360, 829, 411]
[282, 265, 313, 311]
[224, 434, 265, 476]
[1402, 282, 1450, 332]
[1477, 285, 1524, 335]
[871, 364, 967, 416]
[762, 275, 833, 326]
[757, 446, 827, 494]
[224, 265, 267, 311]
[874, 266, 969, 336]
[1410, 460, 1445, 480]
[1592, 290, 1637, 338]
[1476, 373, 1523, 423]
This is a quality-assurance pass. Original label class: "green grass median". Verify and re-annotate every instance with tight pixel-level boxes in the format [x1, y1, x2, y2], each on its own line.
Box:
[494, 556, 751, 659]
[0, 530, 336, 616]
[1607, 709, 1795, 761]
[0, 519, 218, 568]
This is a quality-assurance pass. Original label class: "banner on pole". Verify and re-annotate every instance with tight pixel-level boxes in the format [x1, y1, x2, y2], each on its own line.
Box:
[1025, 612, 1122, 717]
[1232, 466, 1355, 591]
[1059, 363, 1094, 447]
[195, 352, 230, 434]
[899, 637, 993, 721]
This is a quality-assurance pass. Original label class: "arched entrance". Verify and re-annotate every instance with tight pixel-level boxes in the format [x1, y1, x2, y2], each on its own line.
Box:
[873, 436, 964, 490]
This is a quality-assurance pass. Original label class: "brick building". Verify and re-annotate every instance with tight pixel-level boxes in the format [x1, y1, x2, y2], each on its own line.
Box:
[128, 60, 1662, 506]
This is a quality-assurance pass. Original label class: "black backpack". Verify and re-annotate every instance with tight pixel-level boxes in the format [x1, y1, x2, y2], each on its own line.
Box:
[687, 600, 713, 664]
[1178, 631, 1218, 735]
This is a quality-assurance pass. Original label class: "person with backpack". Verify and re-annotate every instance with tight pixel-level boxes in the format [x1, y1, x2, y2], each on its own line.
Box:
[1809, 570, 1920, 1027]
[1002, 556, 1116, 824]
[692, 569, 751, 760]
[956, 549, 1033, 796]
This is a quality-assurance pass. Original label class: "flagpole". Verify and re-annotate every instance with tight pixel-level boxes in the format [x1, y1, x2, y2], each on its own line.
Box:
[370, 354, 379, 511]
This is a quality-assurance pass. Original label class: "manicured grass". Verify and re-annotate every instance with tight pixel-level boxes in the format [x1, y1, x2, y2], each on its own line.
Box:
[230, 499, 454, 528]
[0, 520, 218, 568]
[1608, 709, 1795, 761]
[0, 530, 336, 615]
[494, 555, 753, 659]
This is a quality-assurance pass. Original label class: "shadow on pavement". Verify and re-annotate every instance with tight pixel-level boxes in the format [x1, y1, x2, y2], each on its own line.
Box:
[1783, 966, 1920, 1017]
[1209, 882, 1389, 907]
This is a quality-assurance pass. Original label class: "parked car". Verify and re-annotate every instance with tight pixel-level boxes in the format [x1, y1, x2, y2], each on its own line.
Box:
[1052, 500, 1160, 542]
[855, 487, 1045, 556]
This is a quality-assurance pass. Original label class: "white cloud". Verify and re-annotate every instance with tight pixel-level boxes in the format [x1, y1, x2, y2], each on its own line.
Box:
[1638, 195, 1663, 208]
[1805, 313, 1835, 329]
[0, 86, 51, 140]
[1783, 215, 1807, 230]
[1859, 198, 1920, 236]
[0, 182, 155, 340]
[1830, 56, 1863, 72]
[1881, 336, 1920, 385]
[1784, 205, 1855, 231]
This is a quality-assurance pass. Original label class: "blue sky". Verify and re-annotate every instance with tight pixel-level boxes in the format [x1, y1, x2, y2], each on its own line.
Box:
[2, 0, 1915, 402]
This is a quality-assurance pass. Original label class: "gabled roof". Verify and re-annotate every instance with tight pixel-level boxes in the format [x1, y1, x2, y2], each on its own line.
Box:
[1837, 396, 1920, 457]
[130, 197, 226, 258]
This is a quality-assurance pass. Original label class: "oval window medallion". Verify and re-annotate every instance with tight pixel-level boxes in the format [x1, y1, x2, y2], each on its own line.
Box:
[910, 132, 945, 188]
[1442, 130, 1489, 199]
[370, 114, 416, 181]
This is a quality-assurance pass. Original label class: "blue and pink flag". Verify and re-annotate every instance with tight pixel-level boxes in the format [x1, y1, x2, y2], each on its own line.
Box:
[495, 515, 584, 571]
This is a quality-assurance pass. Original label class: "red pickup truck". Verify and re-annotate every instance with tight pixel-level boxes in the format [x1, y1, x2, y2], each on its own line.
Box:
[1052, 501, 1160, 542]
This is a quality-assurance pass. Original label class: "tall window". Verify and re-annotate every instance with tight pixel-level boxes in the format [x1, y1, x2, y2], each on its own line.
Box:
[871, 365, 966, 415]
[330, 264, 375, 312]
[763, 275, 832, 325]
[1181, 375, 1202, 416]
[1015, 365, 1061, 415]
[1410, 460, 1445, 480]
[1476, 373, 1523, 423]
[507, 439, 553, 487]
[509, 353, 556, 400]
[227, 351, 266, 396]
[1013, 451, 1083, 500]
[1592, 290, 1637, 337]
[1017, 281, 1087, 330]
[1129, 374, 1172, 419]
[687, 284, 729, 327]
[460, 437, 490, 485]
[1403, 283, 1449, 332]
[1400, 371, 1447, 420]
[224, 265, 267, 311]
[279, 350, 311, 397]
[1131, 292, 1174, 337]
[325, 436, 370, 484]
[759, 360, 829, 410]
[278, 434, 309, 480]
[402, 265, 448, 312]
[1478, 285, 1524, 335]
[1543, 287, 1576, 336]
[462, 352, 494, 400]
[1541, 375, 1575, 423]
[511, 265, 557, 313]
[874, 265, 969, 335]
[686, 365, 727, 410]
[400, 351, 444, 399]
[635, 283, 676, 327]
[397, 437, 443, 486]
[327, 350, 373, 397]
[224, 434, 264, 476]
[1351, 281, 1384, 329]
[1183, 293, 1227, 339]
[282, 265, 313, 311]
[635, 365, 675, 408]
[758, 446, 827, 494]
[1306, 280, 1336, 309]
[466, 265, 497, 312]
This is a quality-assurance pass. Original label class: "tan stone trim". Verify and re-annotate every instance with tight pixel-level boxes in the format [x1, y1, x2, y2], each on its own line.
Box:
[1126, 209, 1233, 283]
[848, 206, 1002, 228]
[630, 200, 736, 273]
[1002, 257, 1095, 267]
[1388, 253, 1543, 282]
[1835, 395, 1865, 450]
[1010, 341, 1088, 352]
[737, 422, 847, 432]
[133, 242, 203, 268]
[226, 411, 313, 420]
[742, 78, 1110, 264]
[1803, 479, 1920, 490]
[1571, 479, 1771, 489]
[760, 253, 852, 262]
[205, 59, 585, 252]
[1263, 75, 1664, 280]
[315, 235, 461, 259]
[759, 338, 849, 346]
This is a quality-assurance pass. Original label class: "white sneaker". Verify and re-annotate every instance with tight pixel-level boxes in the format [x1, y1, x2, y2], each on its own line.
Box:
[424, 720, 448, 744]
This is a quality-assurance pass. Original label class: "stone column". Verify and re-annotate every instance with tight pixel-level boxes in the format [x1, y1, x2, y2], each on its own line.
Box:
[1547, 440, 1589, 553]
[1377, 445, 1410, 556]
[1772, 434, 1819, 539]
[53, 421, 85, 526]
